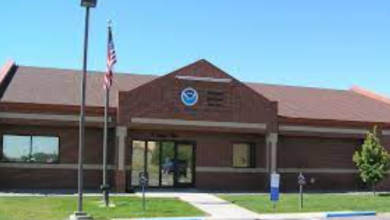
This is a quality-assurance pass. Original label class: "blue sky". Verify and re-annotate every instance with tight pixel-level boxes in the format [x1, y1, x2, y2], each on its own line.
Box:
[1, 1, 390, 95]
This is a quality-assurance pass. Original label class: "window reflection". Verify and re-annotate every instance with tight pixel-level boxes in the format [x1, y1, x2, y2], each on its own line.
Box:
[2, 135, 60, 163]
[31, 136, 59, 163]
[2, 135, 30, 162]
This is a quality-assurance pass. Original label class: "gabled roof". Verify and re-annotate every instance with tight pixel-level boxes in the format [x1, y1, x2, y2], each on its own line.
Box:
[2, 60, 390, 124]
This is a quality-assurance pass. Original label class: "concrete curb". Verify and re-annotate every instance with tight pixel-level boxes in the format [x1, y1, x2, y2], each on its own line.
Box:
[113, 211, 380, 220]
[257, 212, 325, 220]
[325, 211, 376, 218]
[256, 211, 378, 219]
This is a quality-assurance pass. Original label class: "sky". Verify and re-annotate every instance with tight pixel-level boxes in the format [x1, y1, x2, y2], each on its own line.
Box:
[1, 1, 390, 95]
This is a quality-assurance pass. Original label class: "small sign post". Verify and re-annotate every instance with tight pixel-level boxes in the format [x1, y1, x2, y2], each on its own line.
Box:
[297, 172, 306, 210]
[270, 172, 280, 209]
[139, 172, 149, 211]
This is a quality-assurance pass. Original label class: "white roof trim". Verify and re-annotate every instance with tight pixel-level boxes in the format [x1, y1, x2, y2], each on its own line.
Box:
[176, 75, 232, 83]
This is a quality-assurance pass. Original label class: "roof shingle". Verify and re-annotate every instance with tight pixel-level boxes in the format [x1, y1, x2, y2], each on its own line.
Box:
[2, 64, 390, 124]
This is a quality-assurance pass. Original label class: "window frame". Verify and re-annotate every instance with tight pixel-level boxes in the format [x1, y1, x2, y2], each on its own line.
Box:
[1, 134, 61, 164]
[231, 142, 256, 168]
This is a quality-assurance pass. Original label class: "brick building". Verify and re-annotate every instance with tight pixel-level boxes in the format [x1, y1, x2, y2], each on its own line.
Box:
[0, 59, 390, 192]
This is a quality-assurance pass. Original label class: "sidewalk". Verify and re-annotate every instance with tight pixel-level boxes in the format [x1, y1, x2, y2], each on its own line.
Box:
[135, 192, 261, 219]
[131, 192, 384, 220]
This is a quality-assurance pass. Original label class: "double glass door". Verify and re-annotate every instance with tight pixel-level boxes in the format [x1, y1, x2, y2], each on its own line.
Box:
[131, 140, 195, 188]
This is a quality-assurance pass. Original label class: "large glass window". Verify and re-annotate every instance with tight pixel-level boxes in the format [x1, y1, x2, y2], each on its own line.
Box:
[2, 135, 30, 162]
[131, 140, 146, 187]
[2, 135, 59, 163]
[232, 143, 254, 168]
[146, 141, 160, 187]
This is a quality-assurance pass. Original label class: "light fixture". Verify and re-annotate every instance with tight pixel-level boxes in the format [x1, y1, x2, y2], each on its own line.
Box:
[81, 0, 97, 8]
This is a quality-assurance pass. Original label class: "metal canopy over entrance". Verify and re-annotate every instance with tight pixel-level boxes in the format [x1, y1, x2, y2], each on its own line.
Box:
[131, 140, 196, 188]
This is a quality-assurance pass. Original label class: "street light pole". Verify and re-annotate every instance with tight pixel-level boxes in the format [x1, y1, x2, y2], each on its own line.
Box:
[70, 1, 97, 220]
[78, 4, 90, 213]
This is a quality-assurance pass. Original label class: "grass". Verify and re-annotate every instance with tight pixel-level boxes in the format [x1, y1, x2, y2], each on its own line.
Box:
[220, 193, 390, 214]
[0, 196, 204, 220]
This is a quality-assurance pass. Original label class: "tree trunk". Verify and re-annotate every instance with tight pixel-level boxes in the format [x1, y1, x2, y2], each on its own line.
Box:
[372, 182, 376, 196]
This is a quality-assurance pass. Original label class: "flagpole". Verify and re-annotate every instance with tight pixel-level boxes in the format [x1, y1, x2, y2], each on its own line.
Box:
[102, 82, 109, 206]
[101, 20, 111, 208]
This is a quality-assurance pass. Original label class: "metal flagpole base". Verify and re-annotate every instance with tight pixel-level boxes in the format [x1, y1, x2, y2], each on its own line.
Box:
[69, 212, 94, 220]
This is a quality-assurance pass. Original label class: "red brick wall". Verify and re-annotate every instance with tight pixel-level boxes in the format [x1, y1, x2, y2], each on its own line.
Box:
[376, 133, 390, 191]
[194, 135, 267, 191]
[277, 135, 390, 191]
[280, 173, 364, 191]
[118, 60, 277, 130]
[195, 136, 266, 168]
[281, 173, 390, 191]
[0, 124, 116, 190]
[196, 173, 268, 191]
[0, 169, 116, 190]
[278, 136, 363, 169]
[127, 129, 267, 191]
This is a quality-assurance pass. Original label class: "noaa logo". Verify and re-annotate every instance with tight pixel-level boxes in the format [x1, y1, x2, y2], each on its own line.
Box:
[181, 88, 198, 106]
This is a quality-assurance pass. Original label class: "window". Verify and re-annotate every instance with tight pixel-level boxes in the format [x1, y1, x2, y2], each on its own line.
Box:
[232, 143, 254, 168]
[2, 135, 59, 163]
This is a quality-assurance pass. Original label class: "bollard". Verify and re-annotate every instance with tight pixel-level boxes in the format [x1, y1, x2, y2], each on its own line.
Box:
[100, 184, 110, 207]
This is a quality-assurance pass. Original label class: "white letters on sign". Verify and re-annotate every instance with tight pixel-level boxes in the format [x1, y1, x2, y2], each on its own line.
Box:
[271, 173, 280, 188]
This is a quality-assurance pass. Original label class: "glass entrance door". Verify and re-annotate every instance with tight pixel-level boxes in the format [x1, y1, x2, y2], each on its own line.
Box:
[175, 142, 195, 187]
[131, 140, 195, 188]
[160, 141, 175, 187]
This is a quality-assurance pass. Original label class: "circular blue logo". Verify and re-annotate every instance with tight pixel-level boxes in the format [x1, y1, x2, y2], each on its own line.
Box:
[181, 87, 198, 106]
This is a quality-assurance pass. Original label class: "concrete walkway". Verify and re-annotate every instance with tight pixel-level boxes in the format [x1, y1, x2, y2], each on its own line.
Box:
[136, 192, 261, 219]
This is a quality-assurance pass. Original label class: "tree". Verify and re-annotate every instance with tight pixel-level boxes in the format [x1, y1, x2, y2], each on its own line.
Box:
[353, 127, 390, 195]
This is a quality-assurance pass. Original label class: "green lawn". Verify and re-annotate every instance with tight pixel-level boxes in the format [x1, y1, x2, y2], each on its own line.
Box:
[220, 193, 390, 214]
[0, 196, 204, 220]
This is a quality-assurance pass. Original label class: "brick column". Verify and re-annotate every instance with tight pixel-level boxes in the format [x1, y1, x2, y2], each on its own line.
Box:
[114, 126, 128, 192]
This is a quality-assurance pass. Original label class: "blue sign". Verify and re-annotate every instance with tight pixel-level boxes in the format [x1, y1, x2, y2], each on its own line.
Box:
[270, 187, 279, 201]
[270, 173, 280, 202]
[181, 88, 198, 106]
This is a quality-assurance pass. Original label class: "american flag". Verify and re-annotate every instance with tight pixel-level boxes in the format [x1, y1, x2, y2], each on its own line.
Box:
[104, 25, 117, 90]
